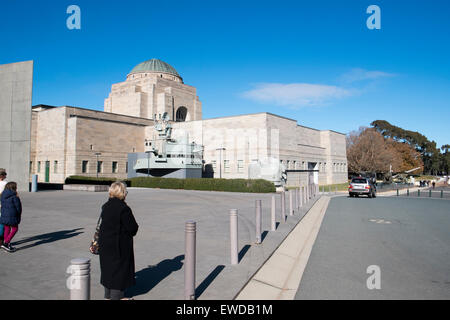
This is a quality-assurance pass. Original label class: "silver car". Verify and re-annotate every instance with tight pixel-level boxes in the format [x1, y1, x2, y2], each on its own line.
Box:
[349, 177, 377, 198]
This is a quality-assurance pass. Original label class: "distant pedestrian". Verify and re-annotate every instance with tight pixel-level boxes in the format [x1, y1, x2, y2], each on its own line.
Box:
[432, 181, 436, 189]
[0, 182, 22, 253]
[0, 170, 8, 194]
[0, 169, 7, 245]
[98, 181, 138, 300]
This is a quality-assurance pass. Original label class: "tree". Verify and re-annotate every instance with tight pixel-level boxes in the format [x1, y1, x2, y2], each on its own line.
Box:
[386, 139, 423, 174]
[371, 120, 442, 174]
[441, 145, 450, 175]
[347, 127, 395, 174]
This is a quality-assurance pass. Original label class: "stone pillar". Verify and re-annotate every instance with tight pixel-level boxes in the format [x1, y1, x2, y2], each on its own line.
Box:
[0, 61, 33, 192]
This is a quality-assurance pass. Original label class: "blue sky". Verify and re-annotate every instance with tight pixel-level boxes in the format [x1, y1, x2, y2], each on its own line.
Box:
[1, 0, 449, 147]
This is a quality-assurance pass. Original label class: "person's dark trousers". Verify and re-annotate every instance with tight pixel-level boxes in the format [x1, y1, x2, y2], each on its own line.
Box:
[104, 287, 124, 300]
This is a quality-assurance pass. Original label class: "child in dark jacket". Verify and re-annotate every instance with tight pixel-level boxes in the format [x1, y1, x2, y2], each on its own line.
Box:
[0, 182, 22, 253]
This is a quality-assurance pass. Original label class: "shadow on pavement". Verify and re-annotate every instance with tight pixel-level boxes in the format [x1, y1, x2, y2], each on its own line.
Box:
[14, 228, 84, 251]
[238, 244, 251, 263]
[196, 265, 225, 298]
[126, 255, 184, 298]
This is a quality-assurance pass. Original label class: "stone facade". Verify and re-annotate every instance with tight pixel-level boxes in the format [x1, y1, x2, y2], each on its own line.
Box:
[0, 61, 33, 192]
[30, 106, 153, 183]
[171, 113, 348, 186]
[29, 59, 348, 186]
[104, 73, 202, 122]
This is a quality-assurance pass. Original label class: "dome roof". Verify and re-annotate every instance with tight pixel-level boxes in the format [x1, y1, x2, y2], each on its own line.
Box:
[129, 59, 180, 78]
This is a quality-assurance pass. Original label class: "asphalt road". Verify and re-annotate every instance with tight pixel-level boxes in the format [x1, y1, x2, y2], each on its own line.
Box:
[295, 196, 450, 299]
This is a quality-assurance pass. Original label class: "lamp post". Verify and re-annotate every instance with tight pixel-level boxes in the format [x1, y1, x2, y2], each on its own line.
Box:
[94, 153, 101, 179]
[216, 148, 226, 179]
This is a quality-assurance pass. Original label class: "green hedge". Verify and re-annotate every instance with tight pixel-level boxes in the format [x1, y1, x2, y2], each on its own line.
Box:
[65, 176, 275, 193]
[65, 176, 131, 187]
[129, 177, 275, 193]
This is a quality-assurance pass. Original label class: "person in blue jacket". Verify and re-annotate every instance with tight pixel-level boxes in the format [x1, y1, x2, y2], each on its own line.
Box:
[0, 182, 22, 253]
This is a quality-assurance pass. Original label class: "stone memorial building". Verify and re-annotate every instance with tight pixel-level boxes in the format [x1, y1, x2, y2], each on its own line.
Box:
[29, 59, 348, 186]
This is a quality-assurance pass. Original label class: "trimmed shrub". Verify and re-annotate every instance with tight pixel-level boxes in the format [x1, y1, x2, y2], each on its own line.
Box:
[65, 176, 276, 193]
[129, 177, 275, 193]
[65, 176, 131, 187]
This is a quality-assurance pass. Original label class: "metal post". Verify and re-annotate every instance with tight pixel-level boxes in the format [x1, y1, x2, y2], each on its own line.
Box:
[407, 189, 409, 196]
[397, 189, 399, 196]
[295, 188, 299, 211]
[184, 221, 196, 300]
[67, 258, 90, 300]
[335, 185, 337, 194]
[230, 210, 239, 265]
[271, 195, 276, 231]
[441, 190, 444, 198]
[299, 186, 303, 208]
[418, 189, 420, 197]
[32, 174, 38, 192]
[255, 200, 262, 244]
[281, 192, 286, 222]
[306, 184, 309, 201]
[289, 190, 293, 216]
[429, 189, 432, 198]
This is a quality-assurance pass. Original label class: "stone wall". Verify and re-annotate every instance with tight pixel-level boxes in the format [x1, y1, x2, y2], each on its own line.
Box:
[0, 61, 33, 192]
[30, 106, 153, 183]
[104, 74, 202, 122]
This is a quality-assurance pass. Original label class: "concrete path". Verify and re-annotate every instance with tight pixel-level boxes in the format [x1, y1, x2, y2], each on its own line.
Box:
[235, 196, 330, 300]
[0, 188, 320, 300]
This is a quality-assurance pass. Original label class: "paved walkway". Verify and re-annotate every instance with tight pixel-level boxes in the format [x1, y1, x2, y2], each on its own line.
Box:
[0, 188, 319, 300]
[236, 196, 330, 299]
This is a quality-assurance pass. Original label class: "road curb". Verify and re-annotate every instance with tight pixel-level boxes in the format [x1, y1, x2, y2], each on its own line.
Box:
[235, 196, 331, 300]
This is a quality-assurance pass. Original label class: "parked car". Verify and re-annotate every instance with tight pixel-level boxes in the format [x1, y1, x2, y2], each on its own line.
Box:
[349, 177, 377, 198]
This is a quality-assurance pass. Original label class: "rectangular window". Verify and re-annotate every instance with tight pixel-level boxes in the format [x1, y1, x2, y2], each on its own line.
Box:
[126, 162, 128, 173]
[30, 161, 33, 173]
[211, 160, 217, 170]
[237, 160, 244, 173]
[54, 161, 58, 173]
[37, 161, 41, 173]
[112, 161, 118, 173]
[224, 160, 230, 173]
[97, 161, 103, 174]
[82, 161, 89, 174]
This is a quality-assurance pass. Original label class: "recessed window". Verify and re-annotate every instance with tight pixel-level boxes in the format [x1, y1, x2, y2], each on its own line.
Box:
[82, 161, 89, 174]
[224, 160, 230, 173]
[112, 161, 118, 173]
[54, 161, 58, 173]
[237, 160, 244, 173]
[37, 161, 41, 173]
[97, 161, 103, 174]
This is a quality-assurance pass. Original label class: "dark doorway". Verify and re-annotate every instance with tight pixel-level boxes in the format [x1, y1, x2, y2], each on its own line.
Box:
[176, 106, 188, 122]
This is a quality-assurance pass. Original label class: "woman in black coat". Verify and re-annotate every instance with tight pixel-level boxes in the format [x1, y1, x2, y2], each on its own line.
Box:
[98, 182, 138, 300]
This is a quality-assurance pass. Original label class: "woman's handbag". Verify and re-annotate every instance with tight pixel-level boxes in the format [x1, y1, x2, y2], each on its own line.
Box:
[89, 215, 102, 255]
